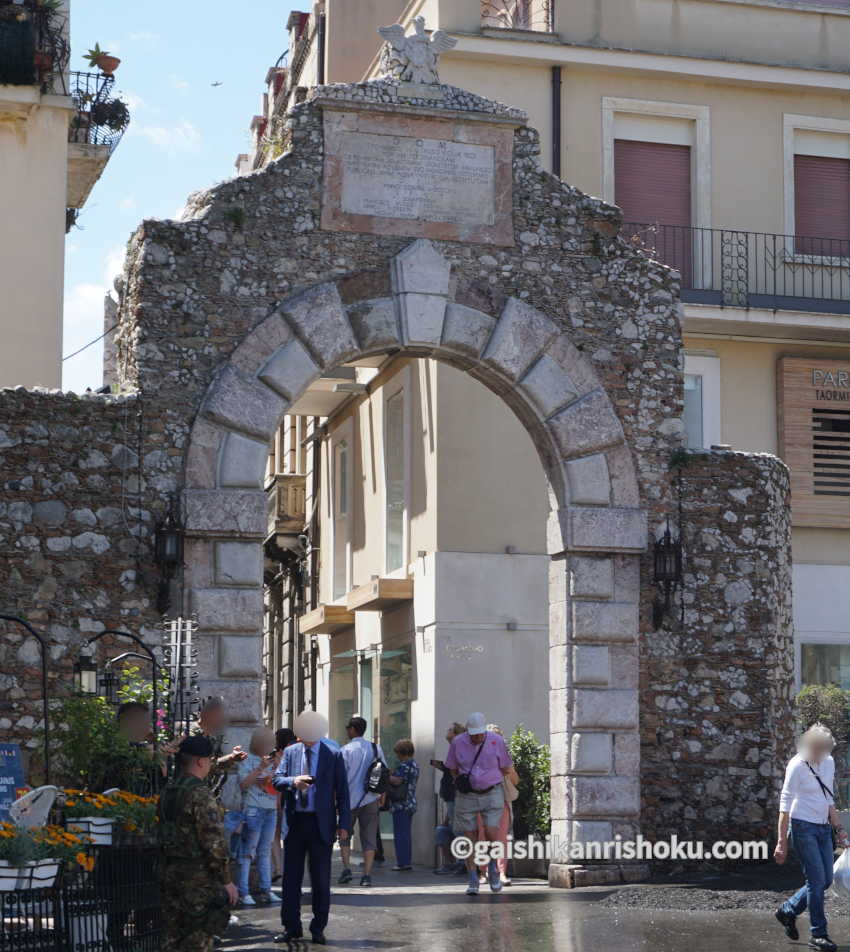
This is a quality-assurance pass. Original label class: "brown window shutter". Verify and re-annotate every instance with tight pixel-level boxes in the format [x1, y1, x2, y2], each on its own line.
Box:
[615, 139, 692, 282]
[794, 154, 850, 256]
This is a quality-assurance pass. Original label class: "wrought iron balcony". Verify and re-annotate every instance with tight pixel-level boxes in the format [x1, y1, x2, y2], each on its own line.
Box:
[623, 222, 850, 314]
[481, 0, 554, 32]
[66, 71, 129, 212]
[0, 0, 69, 93]
[266, 473, 308, 539]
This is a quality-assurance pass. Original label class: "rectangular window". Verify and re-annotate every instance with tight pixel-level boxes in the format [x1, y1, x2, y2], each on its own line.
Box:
[615, 139, 692, 282]
[332, 436, 351, 600]
[385, 389, 405, 574]
[801, 643, 850, 690]
[794, 153, 850, 256]
[683, 374, 703, 450]
[683, 355, 721, 449]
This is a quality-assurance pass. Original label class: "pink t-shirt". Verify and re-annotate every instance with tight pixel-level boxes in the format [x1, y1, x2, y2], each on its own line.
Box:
[445, 732, 512, 791]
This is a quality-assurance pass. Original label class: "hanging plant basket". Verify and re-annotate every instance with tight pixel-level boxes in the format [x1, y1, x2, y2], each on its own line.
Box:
[0, 858, 60, 891]
[67, 817, 113, 846]
[0, 860, 21, 892]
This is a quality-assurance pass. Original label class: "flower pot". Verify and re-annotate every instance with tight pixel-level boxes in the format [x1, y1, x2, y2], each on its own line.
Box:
[0, 861, 21, 892]
[67, 898, 109, 949]
[68, 817, 114, 846]
[95, 54, 120, 75]
[17, 859, 60, 890]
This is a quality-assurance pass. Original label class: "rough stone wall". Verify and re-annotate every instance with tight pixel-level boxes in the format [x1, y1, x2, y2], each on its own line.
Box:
[0, 388, 168, 769]
[640, 449, 794, 844]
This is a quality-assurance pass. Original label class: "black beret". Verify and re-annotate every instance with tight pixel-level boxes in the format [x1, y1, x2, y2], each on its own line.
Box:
[179, 735, 215, 758]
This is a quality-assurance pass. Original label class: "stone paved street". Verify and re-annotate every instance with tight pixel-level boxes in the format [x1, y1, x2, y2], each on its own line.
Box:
[222, 860, 817, 952]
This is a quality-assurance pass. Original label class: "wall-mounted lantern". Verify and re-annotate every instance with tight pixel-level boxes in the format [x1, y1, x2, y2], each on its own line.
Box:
[154, 496, 184, 613]
[73, 647, 99, 696]
[652, 520, 683, 629]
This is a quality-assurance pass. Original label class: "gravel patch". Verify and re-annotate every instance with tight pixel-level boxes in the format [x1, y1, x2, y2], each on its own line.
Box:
[601, 885, 850, 915]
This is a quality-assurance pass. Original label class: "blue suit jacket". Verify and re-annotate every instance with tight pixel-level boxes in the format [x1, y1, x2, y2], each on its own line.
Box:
[273, 741, 352, 846]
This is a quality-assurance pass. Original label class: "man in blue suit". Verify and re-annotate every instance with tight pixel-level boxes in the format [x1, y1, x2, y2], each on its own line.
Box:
[272, 710, 351, 944]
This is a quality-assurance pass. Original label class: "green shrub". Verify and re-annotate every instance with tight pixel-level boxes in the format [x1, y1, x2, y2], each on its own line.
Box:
[508, 725, 550, 839]
[795, 683, 850, 770]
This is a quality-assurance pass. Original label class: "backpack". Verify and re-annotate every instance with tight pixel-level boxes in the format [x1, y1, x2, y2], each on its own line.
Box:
[362, 743, 391, 800]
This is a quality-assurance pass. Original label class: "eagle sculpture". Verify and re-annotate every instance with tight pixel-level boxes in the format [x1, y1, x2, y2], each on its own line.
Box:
[378, 16, 457, 85]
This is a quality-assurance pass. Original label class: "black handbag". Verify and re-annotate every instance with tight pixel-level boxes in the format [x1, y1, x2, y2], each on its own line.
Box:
[454, 733, 487, 795]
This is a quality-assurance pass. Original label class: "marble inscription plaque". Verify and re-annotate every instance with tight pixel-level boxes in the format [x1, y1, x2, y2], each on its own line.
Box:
[339, 131, 496, 226]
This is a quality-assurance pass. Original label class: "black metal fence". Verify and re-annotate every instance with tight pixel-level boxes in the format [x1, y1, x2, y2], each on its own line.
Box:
[0, 846, 160, 952]
[623, 222, 850, 314]
[68, 71, 130, 153]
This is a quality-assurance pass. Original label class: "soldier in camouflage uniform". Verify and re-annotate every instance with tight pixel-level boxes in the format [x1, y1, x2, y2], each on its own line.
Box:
[158, 735, 239, 952]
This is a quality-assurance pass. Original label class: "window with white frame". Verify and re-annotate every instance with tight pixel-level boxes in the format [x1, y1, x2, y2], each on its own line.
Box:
[683, 354, 721, 449]
[331, 428, 352, 600]
[784, 115, 850, 258]
[384, 379, 408, 575]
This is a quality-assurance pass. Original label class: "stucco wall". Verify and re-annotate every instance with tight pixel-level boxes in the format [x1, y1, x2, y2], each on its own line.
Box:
[0, 99, 68, 388]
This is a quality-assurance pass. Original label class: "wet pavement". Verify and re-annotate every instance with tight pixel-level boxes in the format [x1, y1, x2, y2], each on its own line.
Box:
[220, 861, 830, 952]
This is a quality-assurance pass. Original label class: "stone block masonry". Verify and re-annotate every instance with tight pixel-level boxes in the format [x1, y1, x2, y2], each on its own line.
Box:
[641, 450, 793, 845]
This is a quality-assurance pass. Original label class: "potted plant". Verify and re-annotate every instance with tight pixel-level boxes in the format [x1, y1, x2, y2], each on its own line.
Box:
[508, 725, 551, 879]
[90, 97, 130, 132]
[111, 790, 159, 842]
[0, 822, 93, 890]
[63, 790, 122, 845]
[84, 43, 120, 76]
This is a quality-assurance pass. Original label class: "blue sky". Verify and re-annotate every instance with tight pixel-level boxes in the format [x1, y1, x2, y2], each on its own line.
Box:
[63, 0, 297, 391]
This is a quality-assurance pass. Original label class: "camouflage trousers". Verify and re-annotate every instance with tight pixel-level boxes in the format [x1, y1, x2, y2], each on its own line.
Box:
[161, 865, 227, 952]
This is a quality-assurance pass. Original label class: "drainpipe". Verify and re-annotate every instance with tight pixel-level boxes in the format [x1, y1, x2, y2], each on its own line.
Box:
[317, 12, 326, 85]
[551, 65, 562, 179]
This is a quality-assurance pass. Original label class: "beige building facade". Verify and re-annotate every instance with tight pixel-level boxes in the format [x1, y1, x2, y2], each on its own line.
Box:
[236, 0, 850, 832]
[0, 0, 127, 389]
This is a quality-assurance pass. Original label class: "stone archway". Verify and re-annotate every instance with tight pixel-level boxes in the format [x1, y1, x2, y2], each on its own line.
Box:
[180, 238, 647, 882]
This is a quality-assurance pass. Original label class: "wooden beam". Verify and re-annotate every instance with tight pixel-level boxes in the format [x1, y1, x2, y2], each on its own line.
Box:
[346, 577, 414, 612]
[298, 604, 355, 635]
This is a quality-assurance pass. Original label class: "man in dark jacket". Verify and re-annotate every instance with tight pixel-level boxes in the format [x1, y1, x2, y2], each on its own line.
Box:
[273, 710, 351, 945]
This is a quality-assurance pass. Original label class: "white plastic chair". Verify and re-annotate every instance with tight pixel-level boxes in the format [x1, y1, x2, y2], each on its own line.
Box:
[9, 785, 58, 828]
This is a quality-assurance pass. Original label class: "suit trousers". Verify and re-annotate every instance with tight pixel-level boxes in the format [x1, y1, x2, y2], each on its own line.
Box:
[281, 812, 333, 935]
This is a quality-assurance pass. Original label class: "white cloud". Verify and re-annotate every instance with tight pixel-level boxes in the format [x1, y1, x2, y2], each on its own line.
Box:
[119, 195, 136, 211]
[61, 245, 126, 393]
[62, 282, 107, 392]
[169, 74, 190, 94]
[129, 31, 160, 45]
[134, 120, 201, 153]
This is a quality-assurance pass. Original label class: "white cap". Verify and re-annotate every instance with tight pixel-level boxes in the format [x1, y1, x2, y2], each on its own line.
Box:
[294, 709, 329, 744]
[465, 712, 487, 735]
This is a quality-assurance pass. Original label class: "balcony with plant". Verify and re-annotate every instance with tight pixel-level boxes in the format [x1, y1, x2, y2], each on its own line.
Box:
[0, 0, 69, 93]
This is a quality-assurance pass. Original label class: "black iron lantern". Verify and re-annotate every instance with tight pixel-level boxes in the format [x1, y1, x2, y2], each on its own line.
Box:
[154, 497, 184, 613]
[73, 649, 98, 695]
[100, 665, 121, 705]
[652, 520, 683, 629]
[154, 505, 184, 573]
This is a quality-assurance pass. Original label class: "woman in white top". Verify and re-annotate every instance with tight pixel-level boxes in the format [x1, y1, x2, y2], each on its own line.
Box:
[775, 724, 850, 952]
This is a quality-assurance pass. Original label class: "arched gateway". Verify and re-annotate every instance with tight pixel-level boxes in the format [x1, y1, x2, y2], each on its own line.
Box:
[97, 75, 790, 885]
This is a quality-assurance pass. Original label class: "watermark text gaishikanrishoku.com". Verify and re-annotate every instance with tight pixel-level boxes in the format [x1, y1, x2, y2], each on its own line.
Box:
[451, 834, 768, 865]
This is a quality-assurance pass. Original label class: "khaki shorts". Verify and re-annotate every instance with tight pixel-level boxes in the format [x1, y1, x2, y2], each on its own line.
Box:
[454, 785, 505, 833]
[351, 799, 380, 853]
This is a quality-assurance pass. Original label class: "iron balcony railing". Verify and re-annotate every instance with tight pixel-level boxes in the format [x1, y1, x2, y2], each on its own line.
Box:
[624, 222, 850, 314]
[0, 0, 69, 93]
[481, 0, 554, 32]
[68, 70, 130, 152]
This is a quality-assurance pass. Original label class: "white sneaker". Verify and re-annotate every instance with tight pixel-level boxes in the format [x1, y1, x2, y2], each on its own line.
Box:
[239, 894, 256, 907]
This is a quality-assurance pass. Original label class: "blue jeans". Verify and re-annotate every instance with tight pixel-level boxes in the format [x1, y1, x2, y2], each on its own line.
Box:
[392, 810, 414, 867]
[223, 810, 244, 859]
[238, 806, 277, 896]
[782, 818, 835, 936]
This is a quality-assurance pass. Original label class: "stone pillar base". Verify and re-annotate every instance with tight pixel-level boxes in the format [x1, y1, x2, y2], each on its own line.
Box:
[548, 862, 651, 888]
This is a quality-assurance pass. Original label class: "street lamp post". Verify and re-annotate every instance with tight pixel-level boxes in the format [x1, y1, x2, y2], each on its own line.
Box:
[0, 614, 51, 784]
